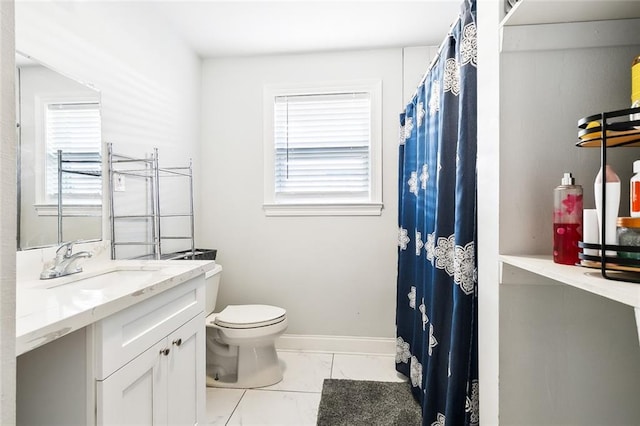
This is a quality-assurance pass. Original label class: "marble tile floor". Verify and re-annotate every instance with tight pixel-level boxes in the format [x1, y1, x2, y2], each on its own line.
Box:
[206, 350, 407, 426]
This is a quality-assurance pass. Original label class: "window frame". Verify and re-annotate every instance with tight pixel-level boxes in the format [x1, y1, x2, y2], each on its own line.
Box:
[34, 94, 102, 216]
[263, 80, 383, 217]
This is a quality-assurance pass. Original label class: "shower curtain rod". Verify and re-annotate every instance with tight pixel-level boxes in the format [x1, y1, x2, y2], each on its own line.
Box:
[412, 13, 462, 100]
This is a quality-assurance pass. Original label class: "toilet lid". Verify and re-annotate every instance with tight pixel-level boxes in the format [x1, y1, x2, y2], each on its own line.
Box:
[214, 304, 287, 329]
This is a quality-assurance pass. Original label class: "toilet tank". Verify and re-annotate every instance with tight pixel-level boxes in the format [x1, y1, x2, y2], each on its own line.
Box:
[205, 264, 223, 315]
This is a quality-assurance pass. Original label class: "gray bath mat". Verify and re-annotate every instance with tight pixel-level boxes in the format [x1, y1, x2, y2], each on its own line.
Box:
[316, 379, 422, 426]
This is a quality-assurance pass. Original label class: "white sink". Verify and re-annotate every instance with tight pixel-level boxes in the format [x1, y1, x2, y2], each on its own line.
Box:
[43, 266, 161, 290]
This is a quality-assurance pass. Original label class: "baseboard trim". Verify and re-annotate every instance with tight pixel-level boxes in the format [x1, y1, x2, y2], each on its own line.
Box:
[275, 334, 395, 355]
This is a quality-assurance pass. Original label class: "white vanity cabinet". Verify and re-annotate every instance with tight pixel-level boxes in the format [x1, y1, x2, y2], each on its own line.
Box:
[94, 275, 206, 425]
[16, 272, 206, 426]
[97, 313, 204, 425]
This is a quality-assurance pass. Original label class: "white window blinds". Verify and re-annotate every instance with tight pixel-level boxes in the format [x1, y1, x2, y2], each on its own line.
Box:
[45, 102, 102, 203]
[273, 92, 371, 203]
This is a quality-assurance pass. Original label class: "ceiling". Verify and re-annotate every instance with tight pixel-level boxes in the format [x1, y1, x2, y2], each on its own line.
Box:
[150, 1, 463, 58]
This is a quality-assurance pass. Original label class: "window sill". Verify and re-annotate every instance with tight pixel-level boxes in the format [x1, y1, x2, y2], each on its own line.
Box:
[34, 204, 102, 217]
[263, 202, 383, 217]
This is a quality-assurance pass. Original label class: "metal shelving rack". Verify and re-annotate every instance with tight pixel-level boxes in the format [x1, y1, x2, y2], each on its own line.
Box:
[155, 163, 196, 259]
[107, 143, 195, 260]
[56, 149, 102, 244]
[577, 106, 640, 282]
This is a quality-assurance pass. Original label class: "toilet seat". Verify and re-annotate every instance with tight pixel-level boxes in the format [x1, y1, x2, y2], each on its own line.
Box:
[212, 304, 286, 329]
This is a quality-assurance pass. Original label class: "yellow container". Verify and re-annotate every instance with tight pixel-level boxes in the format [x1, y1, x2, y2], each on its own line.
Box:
[633, 55, 640, 107]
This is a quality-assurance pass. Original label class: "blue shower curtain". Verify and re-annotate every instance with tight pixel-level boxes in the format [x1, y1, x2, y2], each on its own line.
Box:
[396, 1, 478, 425]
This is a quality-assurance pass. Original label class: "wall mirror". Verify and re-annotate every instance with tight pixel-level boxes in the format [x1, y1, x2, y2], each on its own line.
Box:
[16, 52, 103, 250]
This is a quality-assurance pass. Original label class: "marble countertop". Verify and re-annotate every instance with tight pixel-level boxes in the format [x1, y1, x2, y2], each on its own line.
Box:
[16, 257, 218, 356]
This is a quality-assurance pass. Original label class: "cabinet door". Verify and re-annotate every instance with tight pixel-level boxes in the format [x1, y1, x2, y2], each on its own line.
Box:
[167, 313, 205, 426]
[97, 338, 169, 426]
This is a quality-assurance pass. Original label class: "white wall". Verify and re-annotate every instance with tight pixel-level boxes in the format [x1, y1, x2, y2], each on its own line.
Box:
[402, 46, 439, 105]
[0, 0, 16, 423]
[500, 273, 640, 425]
[200, 47, 434, 338]
[500, 45, 640, 256]
[15, 2, 201, 257]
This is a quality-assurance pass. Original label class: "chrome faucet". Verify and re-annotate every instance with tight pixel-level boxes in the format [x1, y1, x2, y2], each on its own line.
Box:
[40, 241, 93, 280]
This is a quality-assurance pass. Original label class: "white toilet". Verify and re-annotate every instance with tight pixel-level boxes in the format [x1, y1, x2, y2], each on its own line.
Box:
[204, 264, 288, 388]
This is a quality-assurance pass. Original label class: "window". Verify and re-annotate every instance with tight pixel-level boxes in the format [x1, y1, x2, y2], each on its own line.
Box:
[35, 97, 102, 214]
[263, 81, 382, 216]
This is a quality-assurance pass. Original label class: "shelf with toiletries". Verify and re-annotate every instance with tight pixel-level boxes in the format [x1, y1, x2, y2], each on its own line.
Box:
[492, 4, 640, 425]
[575, 107, 640, 283]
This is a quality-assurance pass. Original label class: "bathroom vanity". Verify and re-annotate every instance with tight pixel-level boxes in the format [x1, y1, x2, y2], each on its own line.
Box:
[15, 251, 216, 425]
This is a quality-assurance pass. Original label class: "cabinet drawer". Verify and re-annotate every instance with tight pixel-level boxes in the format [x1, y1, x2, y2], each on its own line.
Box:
[93, 275, 204, 379]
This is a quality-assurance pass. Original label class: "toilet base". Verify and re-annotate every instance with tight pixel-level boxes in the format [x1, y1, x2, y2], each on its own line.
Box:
[206, 344, 283, 389]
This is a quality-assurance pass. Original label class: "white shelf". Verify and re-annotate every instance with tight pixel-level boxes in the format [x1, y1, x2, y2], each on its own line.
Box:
[502, 0, 640, 27]
[500, 254, 640, 308]
[500, 18, 640, 52]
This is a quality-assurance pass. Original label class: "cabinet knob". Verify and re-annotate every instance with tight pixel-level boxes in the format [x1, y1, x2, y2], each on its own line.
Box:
[160, 348, 170, 356]
[172, 338, 182, 347]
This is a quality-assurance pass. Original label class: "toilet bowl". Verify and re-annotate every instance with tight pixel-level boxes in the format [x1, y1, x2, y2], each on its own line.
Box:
[204, 265, 288, 388]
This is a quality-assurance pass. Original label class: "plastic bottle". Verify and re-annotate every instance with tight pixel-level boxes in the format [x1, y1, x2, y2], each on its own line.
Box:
[553, 172, 583, 265]
[632, 54, 640, 108]
[594, 165, 621, 256]
[631, 160, 640, 218]
[632, 55, 640, 122]
[582, 209, 599, 256]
